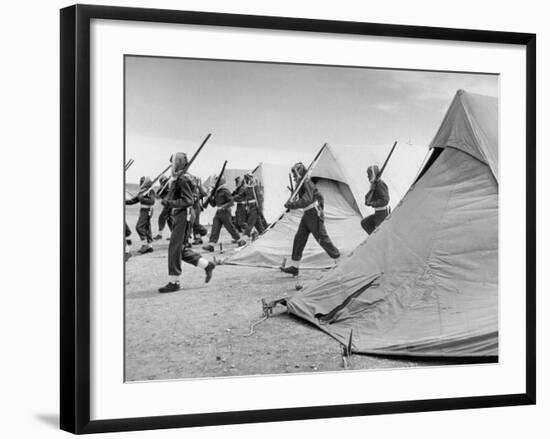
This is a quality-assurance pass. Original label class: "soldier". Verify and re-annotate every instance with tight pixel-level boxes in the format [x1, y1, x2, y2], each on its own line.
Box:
[234, 172, 265, 240]
[191, 176, 208, 245]
[361, 165, 390, 234]
[125, 176, 155, 254]
[280, 162, 340, 276]
[158, 153, 216, 293]
[202, 174, 246, 252]
[154, 175, 174, 241]
[232, 176, 247, 233]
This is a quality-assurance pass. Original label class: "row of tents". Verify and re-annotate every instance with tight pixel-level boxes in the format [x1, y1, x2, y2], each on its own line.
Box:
[220, 89, 499, 358]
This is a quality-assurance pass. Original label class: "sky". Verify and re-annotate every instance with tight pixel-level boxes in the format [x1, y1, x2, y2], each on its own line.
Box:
[125, 55, 498, 185]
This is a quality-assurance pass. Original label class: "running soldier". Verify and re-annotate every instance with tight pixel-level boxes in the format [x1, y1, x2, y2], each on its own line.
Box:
[125, 176, 155, 254]
[280, 162, 340, 276]
[233, 172, 265, 240]
[154, 175, 174, 241]
[202, 174, 246, 252]
[361, 165, 390, 234]
[158, 153, 215, 293]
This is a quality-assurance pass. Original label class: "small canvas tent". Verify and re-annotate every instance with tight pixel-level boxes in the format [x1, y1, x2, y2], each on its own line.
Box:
[285, 90, 498, 357]
[227, 144, 366, 269]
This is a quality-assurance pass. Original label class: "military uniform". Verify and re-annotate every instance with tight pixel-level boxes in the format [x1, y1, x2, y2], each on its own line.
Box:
[233, 176, 266, 237]
[361, 165, 390, 234]
[158, 153, 215, 293]
[207, 185, 242, 244]
[191, 178, 208, 242]
[156, 178, 174, 237]
[233, 182, 248, 232]
[125, 184, 155, 248]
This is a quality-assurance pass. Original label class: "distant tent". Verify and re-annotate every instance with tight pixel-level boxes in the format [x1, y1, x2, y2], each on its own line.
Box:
[226, 144, 366, 269]
[285, 90, 499, 357]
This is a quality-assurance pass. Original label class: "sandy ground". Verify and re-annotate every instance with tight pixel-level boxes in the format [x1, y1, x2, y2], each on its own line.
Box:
[125, 204, 449, 382]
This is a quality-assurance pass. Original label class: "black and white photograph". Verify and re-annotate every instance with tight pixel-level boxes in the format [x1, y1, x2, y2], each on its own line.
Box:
[124, 56, 499, 381]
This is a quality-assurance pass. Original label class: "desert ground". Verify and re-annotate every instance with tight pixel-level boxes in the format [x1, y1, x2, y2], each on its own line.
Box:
[125, 203, 452, 382]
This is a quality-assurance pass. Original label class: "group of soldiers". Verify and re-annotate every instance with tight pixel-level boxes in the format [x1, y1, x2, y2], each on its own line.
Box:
[125, 150, 390, 293]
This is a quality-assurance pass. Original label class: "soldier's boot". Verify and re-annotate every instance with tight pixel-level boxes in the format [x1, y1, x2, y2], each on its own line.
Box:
[204, 261, 216, 283]
[202, 243, 215, 252]
[280, 266, 299, 276]
[158, 282, 180, 293]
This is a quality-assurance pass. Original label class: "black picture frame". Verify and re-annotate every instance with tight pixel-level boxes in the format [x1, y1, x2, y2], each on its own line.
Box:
[60, 4, 536, 434]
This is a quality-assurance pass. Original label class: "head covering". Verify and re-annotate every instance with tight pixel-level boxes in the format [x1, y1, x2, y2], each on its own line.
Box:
[367, 165, 380, 182]
[159, 175, 169, 187]
[139, 176, 153, 190]
[171, 152, 188, 177]
[291, 162, 307, 180]
[244, 172, 254, 184]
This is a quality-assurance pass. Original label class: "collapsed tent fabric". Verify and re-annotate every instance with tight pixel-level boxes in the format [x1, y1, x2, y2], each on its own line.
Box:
[226, 144, 365, 269]
[286, 90, 498, 357]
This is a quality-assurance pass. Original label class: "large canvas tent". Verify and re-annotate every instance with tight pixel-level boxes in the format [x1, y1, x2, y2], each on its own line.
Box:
[227, 144, 367, 269]
[285, 90, 498, 357]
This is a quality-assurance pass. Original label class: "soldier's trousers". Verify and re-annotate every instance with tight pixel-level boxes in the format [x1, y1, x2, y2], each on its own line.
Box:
[192, 207, 207, 237]
[243, 204, 266, 237]
[360, 208, 389, 235]
[168, 209, 202, 276]
[158, 204, 174, 232]
[209, 209, 240, 243]
[125, 223, 131, 237]
[136, 208, 153, 243]
[235, 203, 247, 232]
[292, 208, 340, 261]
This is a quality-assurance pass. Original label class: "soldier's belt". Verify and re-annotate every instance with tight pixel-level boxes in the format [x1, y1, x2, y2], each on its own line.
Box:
[303, 201, 318, 211]
[237, 200, 256, 205]
[374, 205, 389, 211]
[139, 205, 153, 209]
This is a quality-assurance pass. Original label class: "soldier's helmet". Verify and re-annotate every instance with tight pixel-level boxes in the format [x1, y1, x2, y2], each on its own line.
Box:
[291, 162, 307, 180]
[139, 176, 153, 190]
[367, 165, 380, 182]
[244, 172, 254, 184]
[159, 175, 169, 187]
[170, 152, 188, 177]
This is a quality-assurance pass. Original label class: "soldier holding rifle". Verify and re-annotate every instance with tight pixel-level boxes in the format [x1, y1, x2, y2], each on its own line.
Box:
[125, 176, 156, 254]
[157, 134, 216, 294]
[233, 172, 266, 240]
[202, 162, 246, 252]
[280, 147, 340, 277]
[361, 141, 396, 235]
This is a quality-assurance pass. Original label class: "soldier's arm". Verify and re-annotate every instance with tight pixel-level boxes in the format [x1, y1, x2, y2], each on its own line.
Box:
[369, 181, 390, 208]
[287, 179, 315, 209]
[168, 179, 193, 208]
[125, 196, 139, 205]
[138, 190, 156, 206]
[218, 188, 235, 209]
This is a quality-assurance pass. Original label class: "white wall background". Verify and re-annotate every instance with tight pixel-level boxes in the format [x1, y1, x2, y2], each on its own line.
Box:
[0, 0, 546, 437]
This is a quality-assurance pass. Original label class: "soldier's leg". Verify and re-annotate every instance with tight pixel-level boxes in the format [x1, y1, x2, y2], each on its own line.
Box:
[136, 209, 153, 252]
[167, 210, 188, 278]
[145, 209, 153, 243]
[310, 210, 340, 259]
[235, 204, 246, 232]
[291, 215, 311, 262]
[361, 214, 376, 235]
[220, 210, 242, 242]
[208, 212, 222, 244]
[372, 209, 389, 231]
[252, 205, 266, 234]
[243, 205, 259, 237]
[281, 214, 310, 276]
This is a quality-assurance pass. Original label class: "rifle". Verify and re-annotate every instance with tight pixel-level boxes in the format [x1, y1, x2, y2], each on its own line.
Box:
[365, 141, 397, 205]
[287, 173, 294, 193]
[257, 143, 328, 239]
[286, 143, 328, 206]
[203, 160, 228, 208]
[144, 133, 212, 196]
[125, 158, 134, 172]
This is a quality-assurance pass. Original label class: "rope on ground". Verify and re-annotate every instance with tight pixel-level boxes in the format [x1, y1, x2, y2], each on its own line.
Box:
[244, 314, 269, 337]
